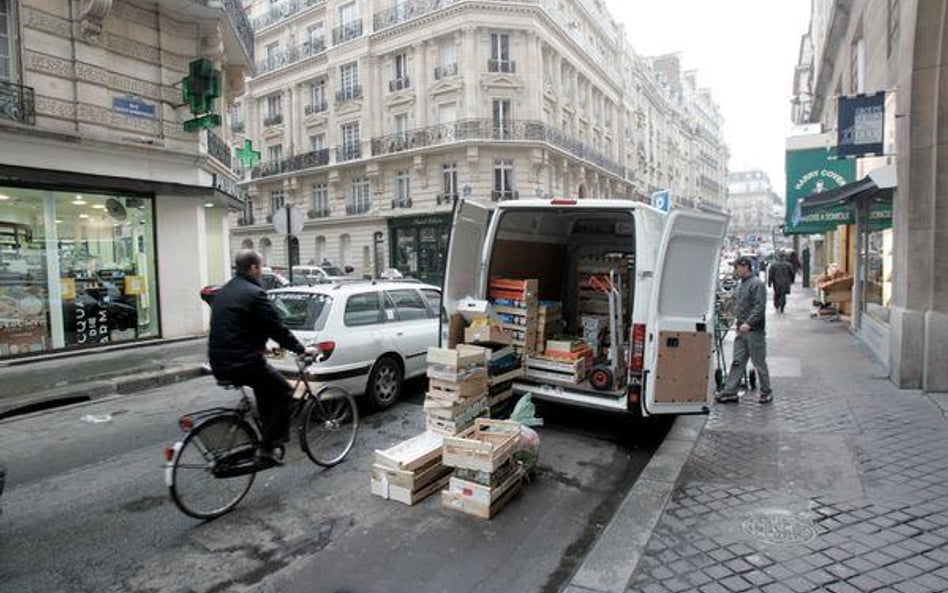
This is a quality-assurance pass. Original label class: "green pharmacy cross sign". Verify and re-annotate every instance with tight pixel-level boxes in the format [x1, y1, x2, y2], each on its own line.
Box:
[182, 58, 222, 132]
[236, 139, 261, 169]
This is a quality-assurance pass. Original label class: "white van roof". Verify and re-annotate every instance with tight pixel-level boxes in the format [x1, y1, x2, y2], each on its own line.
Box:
[493, 197, 665, 215]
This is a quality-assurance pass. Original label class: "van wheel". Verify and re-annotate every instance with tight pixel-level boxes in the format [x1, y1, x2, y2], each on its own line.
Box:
[367, 356, 402, 410]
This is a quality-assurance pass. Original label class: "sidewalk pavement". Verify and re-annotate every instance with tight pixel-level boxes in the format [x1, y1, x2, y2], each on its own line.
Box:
[567, 288, 948, 593]
[0, 337, 208, 419]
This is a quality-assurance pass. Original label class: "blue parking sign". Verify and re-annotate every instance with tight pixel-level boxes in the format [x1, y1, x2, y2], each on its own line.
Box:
[651, 189, 671, 212]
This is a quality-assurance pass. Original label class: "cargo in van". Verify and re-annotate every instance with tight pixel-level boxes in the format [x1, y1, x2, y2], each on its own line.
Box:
[442, 198, 728, 417]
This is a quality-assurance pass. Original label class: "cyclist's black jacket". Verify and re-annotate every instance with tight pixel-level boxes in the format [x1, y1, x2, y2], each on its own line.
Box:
[208, 272, 305, 376]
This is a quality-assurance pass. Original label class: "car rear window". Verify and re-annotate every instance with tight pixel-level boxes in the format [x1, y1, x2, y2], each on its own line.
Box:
[344, 292, 383, 326]
[387, 289, 430, 321]
[269, 292, 331, 331]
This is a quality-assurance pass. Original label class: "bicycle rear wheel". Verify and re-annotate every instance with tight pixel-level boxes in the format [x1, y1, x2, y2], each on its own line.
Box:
[299, 387, 359, 467]
[169, 415, 258, 520]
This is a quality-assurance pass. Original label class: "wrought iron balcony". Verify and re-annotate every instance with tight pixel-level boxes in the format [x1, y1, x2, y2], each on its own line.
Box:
[304, 101, 328, 115]
[206, 130, 232, 169]
[236, 215, 256, 226]
[336, 144, 362, 162]
[251, 0, 326, 30]
[391, 198, 413, 209]
[257, 39, 327, 74]
[307, 207, 331, 219]
[250, 148, 330, 179]
[389, 77, 411, 92]
[345, 200, 371, 215]
[335, 85, 363, 103]
[332, 20, 363, 45]
[487, 59, 516, 73]
[433, 63, 458, 79]
[222, 0, 255, 61]
[0, 80, 36, 125]
[263, 113, 283, 127]
[436, 193, 458, 206]
[373, 0, 455, 32]
[491, 190, 519, 202]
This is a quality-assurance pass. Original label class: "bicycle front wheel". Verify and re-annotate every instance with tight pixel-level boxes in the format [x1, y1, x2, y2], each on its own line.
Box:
[299, 387, 359, 467]
[169, 415, 258, 520]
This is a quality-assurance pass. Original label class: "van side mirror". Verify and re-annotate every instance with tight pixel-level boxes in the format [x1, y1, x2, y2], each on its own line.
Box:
[344, 265, 354, 274]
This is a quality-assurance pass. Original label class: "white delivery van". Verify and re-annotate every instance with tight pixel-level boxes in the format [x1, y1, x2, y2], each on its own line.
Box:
[442, 197, 729, 417]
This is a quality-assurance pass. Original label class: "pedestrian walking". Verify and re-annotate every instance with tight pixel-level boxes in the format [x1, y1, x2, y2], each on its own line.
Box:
[715, 255, 773, 404]
[768, 253, 795, 313]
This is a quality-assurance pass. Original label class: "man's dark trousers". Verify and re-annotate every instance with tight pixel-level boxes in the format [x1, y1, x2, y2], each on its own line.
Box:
[227, 361, 294, 448]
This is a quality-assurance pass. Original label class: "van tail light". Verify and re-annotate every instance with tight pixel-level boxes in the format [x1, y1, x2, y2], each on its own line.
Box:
[550, 198, 577, 205]
[315, 340, 336, 361]
[630, 323, 646, 372]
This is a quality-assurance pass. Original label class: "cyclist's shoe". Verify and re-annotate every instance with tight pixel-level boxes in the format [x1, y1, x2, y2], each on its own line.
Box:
[759, 392, 773, 404]
[256, 446, 284, 468]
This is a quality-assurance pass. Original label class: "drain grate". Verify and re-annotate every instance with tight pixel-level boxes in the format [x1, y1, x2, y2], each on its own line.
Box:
[742, 510, 816, 545]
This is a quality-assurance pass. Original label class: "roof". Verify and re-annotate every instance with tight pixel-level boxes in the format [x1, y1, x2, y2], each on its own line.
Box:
[269, 279, 439, 295]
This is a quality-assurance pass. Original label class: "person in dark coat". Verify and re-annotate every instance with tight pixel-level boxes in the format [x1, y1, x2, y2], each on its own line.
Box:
[789, 250, 803, 281]
[209, 250, 315, 464]
[768, 253, 795, 313]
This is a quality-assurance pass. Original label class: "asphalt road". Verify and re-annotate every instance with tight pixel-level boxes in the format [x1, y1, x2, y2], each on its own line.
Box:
[0, 376, 669, 593]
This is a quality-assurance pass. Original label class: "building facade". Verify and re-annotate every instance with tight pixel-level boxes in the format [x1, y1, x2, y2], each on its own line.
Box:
[791, 0, 948, 392]
[725, 170, 783, 240]
[0, 0, 251, 360]
[231, 0, 728, 283]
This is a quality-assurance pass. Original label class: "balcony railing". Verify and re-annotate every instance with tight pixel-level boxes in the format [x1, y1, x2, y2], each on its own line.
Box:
[491, 190, 519, 201]
[230, 120, 245, 134]
[389, 77, 411, 92]
[257, 39, 327, 74]
[373, 0, 456, 32]
[222, 0, 255, 61]
[206, 130, 232, 169]
[252, 0, 326, 30]
[346, 200, 371, 215]
[487, 59, 516, 73]
[433, 63, 458, 79]
[0, 80, 36, 126]
[263, 113, 283, 127]
[237, 215, 256, 226]
[304, 101, 328, 115]
[335, 85, 363, 104]
[336, 144, 362, 162]
[391, 198, 413, 209]
[436, 193, 458, 206]
[368, 119, 628, 179]
[250, 148, 330, 179]
[307, 207, 331, 218]
[332, 20, 363, 45]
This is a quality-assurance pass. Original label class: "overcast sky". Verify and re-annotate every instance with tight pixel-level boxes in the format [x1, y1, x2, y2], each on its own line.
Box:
[604, 0, 812, 198]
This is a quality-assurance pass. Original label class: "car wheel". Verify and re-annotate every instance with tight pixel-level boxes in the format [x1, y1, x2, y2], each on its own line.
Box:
[367, 356, 403, 410]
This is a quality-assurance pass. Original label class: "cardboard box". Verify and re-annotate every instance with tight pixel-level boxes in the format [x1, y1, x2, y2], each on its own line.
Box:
[465, 324, 513, 345]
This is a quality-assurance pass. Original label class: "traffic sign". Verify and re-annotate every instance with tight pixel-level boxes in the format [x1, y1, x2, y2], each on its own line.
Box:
[651, 189, 671, 212]
[273, 205, 305, 235]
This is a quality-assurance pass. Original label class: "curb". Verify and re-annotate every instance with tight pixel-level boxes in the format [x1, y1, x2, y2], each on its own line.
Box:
[562, 414, 706, 593]
[0, 364, 206, 421]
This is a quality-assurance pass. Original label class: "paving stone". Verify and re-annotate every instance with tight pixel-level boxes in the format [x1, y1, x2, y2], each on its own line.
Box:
[849, 575, 886, 591]
[719, 575, 753, 592]
[698, 583, 730, 593]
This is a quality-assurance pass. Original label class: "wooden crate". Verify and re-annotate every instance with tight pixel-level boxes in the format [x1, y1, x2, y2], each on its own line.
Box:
[374, 431, 444, 472]
[426, 364, 488, 383]
[426, 412, 486, 435]
[441, 468, 524, 519]
[372, 455, 450, 492]
[426, 344, 490, 369]
[371, 471, 451, 506]
[464, 324, 513, 345]
[525, 355, 586, 383]
[442, 419, 521, 472]
[428, 375, 488, 400]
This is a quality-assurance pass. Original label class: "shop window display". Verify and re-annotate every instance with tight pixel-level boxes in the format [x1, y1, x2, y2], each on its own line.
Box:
[0, 187, 159, 358]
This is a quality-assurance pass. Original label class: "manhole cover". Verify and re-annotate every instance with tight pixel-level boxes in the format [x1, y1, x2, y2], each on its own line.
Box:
[742, 511, 816, 545]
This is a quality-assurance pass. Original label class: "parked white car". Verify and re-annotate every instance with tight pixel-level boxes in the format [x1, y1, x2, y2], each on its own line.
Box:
[267, 280, 442, 409]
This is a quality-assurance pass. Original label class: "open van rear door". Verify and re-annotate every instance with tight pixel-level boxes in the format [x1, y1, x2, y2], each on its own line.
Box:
[643, 209, 729, 415]
[441, 198, 491, 347]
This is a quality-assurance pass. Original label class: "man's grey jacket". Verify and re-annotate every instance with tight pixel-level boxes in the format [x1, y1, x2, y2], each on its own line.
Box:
[733, 275, 766, 332]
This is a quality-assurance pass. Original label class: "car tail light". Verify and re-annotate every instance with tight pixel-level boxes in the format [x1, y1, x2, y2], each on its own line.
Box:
[630, 323, 646, 372]
[316, 340, 336, 361]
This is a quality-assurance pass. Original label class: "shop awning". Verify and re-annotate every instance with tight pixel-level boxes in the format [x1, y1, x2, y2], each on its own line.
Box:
[799, 165, 896, 216]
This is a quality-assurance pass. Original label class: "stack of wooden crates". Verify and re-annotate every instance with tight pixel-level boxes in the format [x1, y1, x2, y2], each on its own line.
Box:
[371, 431, 451, 506]
[441, 419, 524, 519]
[424, 345, 490, 435]
[488, 278, 538, 357]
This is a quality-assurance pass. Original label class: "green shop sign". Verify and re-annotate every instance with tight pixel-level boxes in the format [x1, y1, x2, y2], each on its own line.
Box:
[182, 58, 222, 132]
[784, 147, 855, 235]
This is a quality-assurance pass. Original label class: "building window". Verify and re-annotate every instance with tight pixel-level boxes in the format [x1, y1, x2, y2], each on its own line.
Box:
[394, 113, 408, 142]
[315, 235, 326, 262]
[338, 61, 361, 101]
[306, 23, 325, 54]
[240, 196, 254, 225]
[267, 144, 282, 165]
[335, 2, 361, 43]
[391, 52, 410, 91]
[493, 158, 515, 200]
[0, 0, 13, 81]
[311, 182, 329, 217]
[307, 79, 327, 114]
[887, 0, 900, 58]
[395, 171, 411, 207]
[269, 189, 285, 215]
[340, 121, 360, 160]
[850, 36, 865, 94]
[348, 177, 370, 214]
[264, 94, 282, 126]
[489, 33, 513, 72]
[435, 37, 457, 79]
[439, 163, 458, 204]
[310, 133, 326, 152]
[0, 188, 161, 358]
[492, 99, 511, 139]
[265, 41, 281, 71]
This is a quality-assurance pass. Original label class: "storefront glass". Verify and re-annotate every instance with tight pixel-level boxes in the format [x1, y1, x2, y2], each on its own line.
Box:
[389, 215, 450, 287]
[0, 186, 159, 358]
[862, 227, 892, 323]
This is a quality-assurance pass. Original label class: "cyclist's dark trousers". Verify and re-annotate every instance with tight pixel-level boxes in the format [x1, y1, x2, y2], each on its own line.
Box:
[227, 362, 294, 449]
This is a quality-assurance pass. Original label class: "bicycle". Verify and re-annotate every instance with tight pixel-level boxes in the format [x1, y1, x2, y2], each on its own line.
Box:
[164, 354, 359, 520]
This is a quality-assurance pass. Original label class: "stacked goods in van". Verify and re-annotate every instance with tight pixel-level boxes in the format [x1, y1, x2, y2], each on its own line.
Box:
[424, 345, 490, 435]
[524, 338, 589, 385]
[441, 419, 525, 519]
[485, 343, 523, 410]
[371, 431, 452, 505]
[485, 278, 539, 356]
[535, 302, 564, 354]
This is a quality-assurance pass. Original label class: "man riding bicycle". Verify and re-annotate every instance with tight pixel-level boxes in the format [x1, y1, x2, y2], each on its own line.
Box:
[208, 250, 316, 466]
